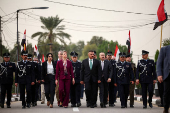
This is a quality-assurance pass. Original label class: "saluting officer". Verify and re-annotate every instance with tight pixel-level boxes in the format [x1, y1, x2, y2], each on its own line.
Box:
[27, 54, 40, 107]
[126, 54, 136, 108]
[106, 51, 117, 107]
[136, 50, 157, 109]
[0, 53, 16, 108]
[115, 52, 134, 108]
[15, 50, 35, 109]
[70, 51, 82, 107]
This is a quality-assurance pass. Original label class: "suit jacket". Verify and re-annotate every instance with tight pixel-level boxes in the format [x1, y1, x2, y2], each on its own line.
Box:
[116, 62, 134, 84]
[136, 59, 156, 83]
[99, 60, 113, 82]
[0, 62, 16, 84]
[80, 58, 100, 83]
[55, 60, 74, 80]
[157, 45, 170, 80]
[41, 61, 56, 83]
[15, 61, 35, 84]
[108, 60, 117, 83]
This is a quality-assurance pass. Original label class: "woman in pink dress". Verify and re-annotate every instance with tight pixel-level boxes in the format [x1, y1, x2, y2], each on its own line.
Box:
[55, 50, 75, 108]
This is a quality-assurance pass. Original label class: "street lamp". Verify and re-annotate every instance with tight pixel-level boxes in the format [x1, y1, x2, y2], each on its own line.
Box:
[16, 7, 48, 97]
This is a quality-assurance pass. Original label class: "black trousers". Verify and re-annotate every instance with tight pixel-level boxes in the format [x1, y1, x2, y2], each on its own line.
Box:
[109, 81, 115, 104]
[99, 77, 108, 104]
[70, 83, 81, 104]
[35, 83, 41, 101]
[163, 74, 170, 110]
[44, 75, 55, 105]
[85, 81, 98, 105]
[158, 81, 164, 105]
[31, 83, 36, 103]
[19, 84, 31, 106]
[1, 84, 12, 106]
[119, 84, 129, 106]
[141, 83, 153, 106]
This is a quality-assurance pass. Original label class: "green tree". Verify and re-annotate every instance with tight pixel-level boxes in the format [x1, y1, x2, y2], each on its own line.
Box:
[32, 15, 71, 52]
[154, 49, 159, 62]
[80, 44, 97, 61]
[87, 36, 105, 46]
[0, 43, 9, 57]
[10, 42, 21, 62]
[163, 37, 170, 46]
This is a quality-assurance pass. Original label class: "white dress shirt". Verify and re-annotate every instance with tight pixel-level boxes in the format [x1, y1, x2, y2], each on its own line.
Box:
[47, 61, 54, 75]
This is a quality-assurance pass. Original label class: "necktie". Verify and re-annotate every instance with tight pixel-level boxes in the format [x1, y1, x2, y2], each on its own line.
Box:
[102, 61, 104, 70]
[90, 59, 92, 70]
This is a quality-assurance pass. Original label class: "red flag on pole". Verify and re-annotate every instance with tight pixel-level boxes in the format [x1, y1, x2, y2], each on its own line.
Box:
[114, 45, 120, 61]
[42, 54, 45, 63]
[21, 30, 26, 51]
[153, 0, 168, 30]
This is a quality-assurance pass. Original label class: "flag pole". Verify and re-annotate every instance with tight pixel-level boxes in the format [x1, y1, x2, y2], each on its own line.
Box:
[160, 25, 163, 49]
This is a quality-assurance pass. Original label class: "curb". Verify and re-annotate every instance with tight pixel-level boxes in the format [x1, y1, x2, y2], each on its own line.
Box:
[134, 96, 161, 105]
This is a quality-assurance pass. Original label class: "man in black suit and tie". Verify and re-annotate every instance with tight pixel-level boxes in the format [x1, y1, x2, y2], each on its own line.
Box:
[157, 45, 170, 113]
[80, 50, 100, 108]
[98, 52, 115, 108]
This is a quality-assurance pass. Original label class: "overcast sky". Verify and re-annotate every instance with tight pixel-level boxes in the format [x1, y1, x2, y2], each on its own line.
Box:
[0, 0, 170, 64]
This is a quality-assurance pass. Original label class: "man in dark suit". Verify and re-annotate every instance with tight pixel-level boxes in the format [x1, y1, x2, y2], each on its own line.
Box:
[80, 50, 100, 108]
[15, 50, 35, 109]
[157, 45, 170, 113]
[115, 52, 134, 108]
[0, 53, 16, 108]
[98, 52, 115, 108]
[136, 50, 157, 109]
[106, 51, 117, 107]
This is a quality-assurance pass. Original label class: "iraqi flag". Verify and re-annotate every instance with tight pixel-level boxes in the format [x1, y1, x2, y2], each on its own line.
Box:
[34, 45, 39, 56]
[153, 0, 168, 30]
[126, 30, 131, 54]
[21, 30, 26, 51]
[114, 45, 120, 61]
[42, 54, 45, 63]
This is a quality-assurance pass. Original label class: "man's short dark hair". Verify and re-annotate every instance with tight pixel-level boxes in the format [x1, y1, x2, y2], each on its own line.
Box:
[88, 50, 94, 53]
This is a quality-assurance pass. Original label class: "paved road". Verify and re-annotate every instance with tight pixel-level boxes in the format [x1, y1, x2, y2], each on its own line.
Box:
[0, 97, 164, 113]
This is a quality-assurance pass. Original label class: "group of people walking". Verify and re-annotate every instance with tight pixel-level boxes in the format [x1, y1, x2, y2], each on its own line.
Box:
[0, 46, 170, 113]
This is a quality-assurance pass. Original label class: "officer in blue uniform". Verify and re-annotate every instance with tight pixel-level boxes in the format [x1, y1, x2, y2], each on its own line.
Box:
[107, 51, 117, 107]
[15, 50, 35, 109]
[136, 50, 157, 109]
[27, 54, 40, 107]
[0, 53, 16, 108]
[70, 51, 82, 107]
[115, 52, 134, 108]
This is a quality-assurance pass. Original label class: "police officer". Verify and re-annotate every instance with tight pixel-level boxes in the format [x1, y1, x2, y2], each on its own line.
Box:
[115, 52, 134, 108]
[15, 50, 35, 109]
[126, 54, 136, 108]
[136, 50, 157, 109]
[0, 53, 16, 108]
[70, 51, 82, 107]
[106, 51, 117, 107]
[27, 54, 40, 107]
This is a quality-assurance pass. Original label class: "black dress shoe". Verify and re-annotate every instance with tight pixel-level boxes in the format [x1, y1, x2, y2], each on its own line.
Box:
[1, 105, 4, 108]
[100, 103, 104, 108]
[86, 102, 90, 107]
[59, 105, 63, 107]
[71, 104, 76, 107]
[7, 105, 11, 108]
[163, 109, 169, 113]
[35, 102, 37, 106]
[130, 105, 134, 108]
[90, 105, 94, 108]
[149, 103, 153, 108]
[121, 106, 125, 108]
[103, 105, 106, 108]
[27, 103, 31, 108]
[109, 104, 114, 107]
[143, 105, 147, 109]
[77, 103, 81, 107]
[94, 104, 97, 107]
[158, 104, 164, 107]
[125, 104, 127, 108]
[22, 105, 26, 109]
[32, 103, 35, 107]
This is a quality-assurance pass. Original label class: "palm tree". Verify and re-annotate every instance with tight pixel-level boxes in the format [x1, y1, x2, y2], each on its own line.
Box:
[32, 15, 71, 53]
